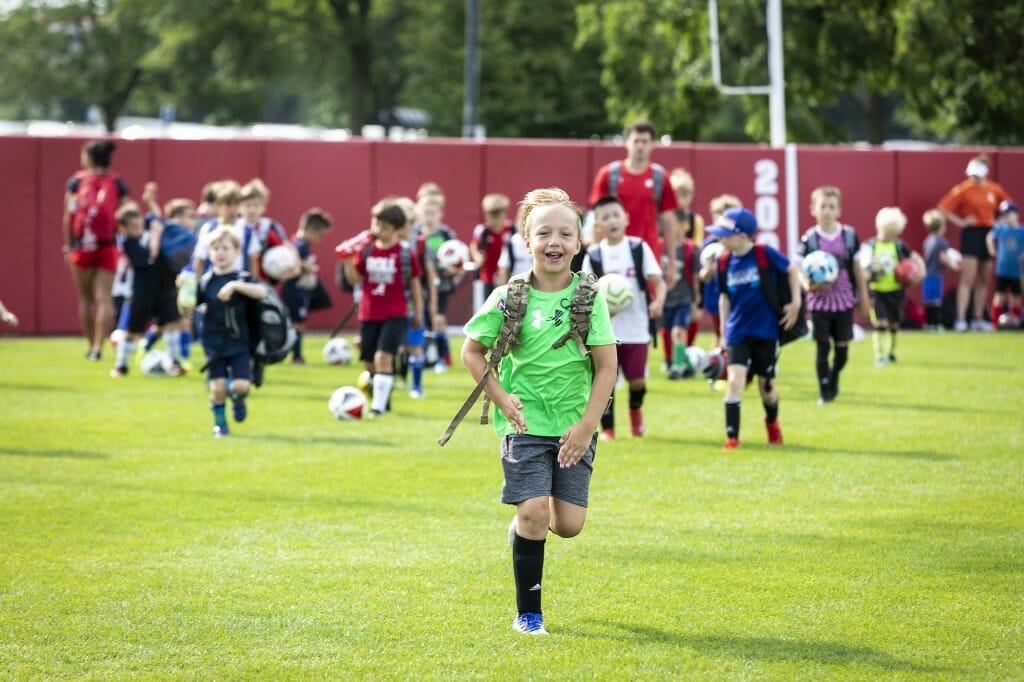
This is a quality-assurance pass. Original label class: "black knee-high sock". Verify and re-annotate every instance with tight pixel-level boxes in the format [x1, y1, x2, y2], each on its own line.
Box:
[764, 398, 779, 424]
[292, 331, 303, 360]
[831, 345, 849, 391]
[628, 386, 646, 410]
[815, 340, 831, 394]
[601, 394, 615, 430]
[926, 305, 941, 326]
[512, 535, 545, 615]
[725, 399, 740, 439]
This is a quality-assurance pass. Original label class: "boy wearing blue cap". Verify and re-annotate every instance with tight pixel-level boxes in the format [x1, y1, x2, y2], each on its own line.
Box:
[986, 200, 1023, 328]
[711, 207, 802, 450]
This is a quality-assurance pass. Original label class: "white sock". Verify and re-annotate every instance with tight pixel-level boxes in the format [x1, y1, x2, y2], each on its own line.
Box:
[116, 339, 135, 370]
[372, 373, 394, 413]
[164, 330, 182, 362]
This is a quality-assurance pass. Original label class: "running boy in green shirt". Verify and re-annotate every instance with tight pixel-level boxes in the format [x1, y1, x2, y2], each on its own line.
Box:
[462, 187, 618, 636]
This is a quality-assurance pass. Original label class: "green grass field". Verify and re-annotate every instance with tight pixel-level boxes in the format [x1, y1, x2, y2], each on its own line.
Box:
[1, 332, 1022, 680]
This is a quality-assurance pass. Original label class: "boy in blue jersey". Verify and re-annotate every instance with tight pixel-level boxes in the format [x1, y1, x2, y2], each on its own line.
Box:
[181, 227, 268, 438]
[281, 208, 333, 364]
[712, 207, 802, 450]
[985, 201, 1023, 327]
[109, 202, 187, 378]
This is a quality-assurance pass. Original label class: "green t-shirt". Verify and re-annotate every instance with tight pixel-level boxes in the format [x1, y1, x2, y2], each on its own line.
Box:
[869, 239, 909, 293]
[463, 274, 616, 437]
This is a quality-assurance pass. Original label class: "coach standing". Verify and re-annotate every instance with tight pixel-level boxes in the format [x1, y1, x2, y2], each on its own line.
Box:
[588, 119, 680, 288]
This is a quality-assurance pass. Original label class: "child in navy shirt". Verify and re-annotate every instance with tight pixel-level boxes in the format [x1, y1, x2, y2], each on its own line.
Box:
[281, 208, 334, 364]
[182, 227, 268, 437]
[712, 208, 802, 450]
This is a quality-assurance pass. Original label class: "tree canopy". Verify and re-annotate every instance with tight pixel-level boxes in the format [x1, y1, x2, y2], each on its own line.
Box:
[0, 0, 1020, 144]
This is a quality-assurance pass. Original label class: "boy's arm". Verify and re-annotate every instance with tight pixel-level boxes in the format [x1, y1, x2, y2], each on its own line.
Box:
[660, 210, 679, 288]
[852, 259, 871, 317]
[61, 191, 74, 259]
[557, 343, 617, 469]
[147, 217, 163, 263]
[142, 182, 161, 217]
[780, 264, 802, 330]
[410, 279, 424, 329]
[718, 292, 730, 346]
[219, 281, 267, 301]
[343, 259, 362, 287]
[985, 231, 996, 257]
[647, 273, 666, 319]
[460, 337, 524, 433]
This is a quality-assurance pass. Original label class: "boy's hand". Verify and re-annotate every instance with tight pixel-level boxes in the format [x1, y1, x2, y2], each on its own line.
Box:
[858, 300, 871, 319]
[142, 182, 158, 204]
[557, 425, 592, 468]
[690, 303, 702, 322]
[498, 393, 527, 434]
[216, 282, 235, 301]
[780, 301, 802, 330]
[648, 300, 664, 319]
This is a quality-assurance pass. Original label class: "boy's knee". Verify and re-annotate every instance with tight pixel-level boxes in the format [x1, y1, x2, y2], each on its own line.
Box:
[231, 380, 251, 396]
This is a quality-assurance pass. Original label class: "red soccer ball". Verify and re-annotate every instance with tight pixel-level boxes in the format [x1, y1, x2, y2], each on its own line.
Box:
[894, 259, 921, 287]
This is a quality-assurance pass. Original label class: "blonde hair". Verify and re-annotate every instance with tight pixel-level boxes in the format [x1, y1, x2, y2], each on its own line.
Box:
[164, 198, 196, 220]
[517, 187, 583, 237]
[416, 182, 445, 204]
[240, 178, 270, 203]
[206, 225, 241, 250]
[875, 207, 907, 239]
[810, 185, 841, 207]
[116, 201, 142, 226]
[923, 208, 946, 233]
[670, 168, 695, 195]
[709, 194, 742, 221]
[213, 180, 242, 206]
[482, 193, 510, 212]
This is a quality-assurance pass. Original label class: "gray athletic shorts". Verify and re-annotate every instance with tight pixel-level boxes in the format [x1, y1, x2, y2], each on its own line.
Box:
[500, 433, 596, 508]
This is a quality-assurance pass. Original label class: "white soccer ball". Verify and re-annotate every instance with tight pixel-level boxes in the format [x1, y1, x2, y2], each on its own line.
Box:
[323, 337, 353, 365]
[685, 345, 709, 374]
[436, 239, 470, 270]
[945, 247, 963, 270]
[262, 245, 300, 280]
[598, 273, 635, 315]
[802, 251, 840, 285]
[329, 385, 366, 420]
[700, 241, 725, 269]
[140, 349, 174, 376]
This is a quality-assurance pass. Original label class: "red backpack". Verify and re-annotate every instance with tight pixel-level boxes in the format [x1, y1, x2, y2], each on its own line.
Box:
[70, 171, 120, 247]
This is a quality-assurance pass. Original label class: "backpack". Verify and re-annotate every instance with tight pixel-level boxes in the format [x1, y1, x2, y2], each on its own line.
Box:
[802, 225, 859, 273]
[70, 171, 120, 248]
[717, 244, 808, 345]
[159, 221, 198, 274]
[608, 160, 666, 208]
[438, 272, 601, 446]
[337, 242, 414, 294]
[198, 271, 297, 387]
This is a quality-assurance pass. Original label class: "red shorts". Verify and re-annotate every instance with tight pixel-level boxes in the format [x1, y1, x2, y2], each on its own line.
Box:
[617, 343, 649, 381]
[69, 246, 119, 272]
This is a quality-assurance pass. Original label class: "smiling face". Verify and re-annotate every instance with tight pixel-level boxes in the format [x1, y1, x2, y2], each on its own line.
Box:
[523, 203, 581, 276]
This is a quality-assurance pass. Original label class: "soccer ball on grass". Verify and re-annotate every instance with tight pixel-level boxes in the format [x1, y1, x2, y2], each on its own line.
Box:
[329, 386, 366, 420]
[323, 337, 354, 365]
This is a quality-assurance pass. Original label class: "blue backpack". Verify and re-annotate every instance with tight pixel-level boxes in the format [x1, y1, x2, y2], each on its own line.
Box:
[159, 221, 198, 274]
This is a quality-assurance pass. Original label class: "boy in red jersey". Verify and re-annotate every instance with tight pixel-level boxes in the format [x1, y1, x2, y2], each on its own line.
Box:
[342, 200, 424, 417]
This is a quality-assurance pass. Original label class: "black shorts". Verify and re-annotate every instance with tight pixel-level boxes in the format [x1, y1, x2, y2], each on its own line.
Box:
[726, 336, 779, 379]
[127, 283, 180, 333]
[436, 290, 451, 317]
[995, 276, 1022, 295]
[960, 226, 992, 262]
[870, 289, 904, 326]
[810, 308, 854, 343]
[206, 350, 252, 381]
[359, 317, 408, 361]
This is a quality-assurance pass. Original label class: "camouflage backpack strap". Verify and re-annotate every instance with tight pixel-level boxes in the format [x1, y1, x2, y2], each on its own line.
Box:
[437, 274, 531, 446]
[551, 272, 599, 356]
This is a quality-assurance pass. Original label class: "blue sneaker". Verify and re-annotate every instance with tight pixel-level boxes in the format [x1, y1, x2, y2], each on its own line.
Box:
[512, 613, 548, 635]
[213, 424, 229, 438]
[232, 395, 247, 423]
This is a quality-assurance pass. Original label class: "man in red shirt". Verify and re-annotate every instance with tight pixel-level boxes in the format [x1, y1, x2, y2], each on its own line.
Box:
[589, 119, 680, 288]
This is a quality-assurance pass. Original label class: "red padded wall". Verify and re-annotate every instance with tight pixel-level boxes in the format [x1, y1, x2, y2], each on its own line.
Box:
[0, 137, 39, 335]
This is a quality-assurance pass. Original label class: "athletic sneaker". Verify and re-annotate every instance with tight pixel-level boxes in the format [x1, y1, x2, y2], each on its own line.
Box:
[507, 517, 517, 548]
[291, 356, 306, 365]
[600, 428, 615, 441]
[970, 318, 994, 332]
[368, 408, 385, 418]
[110, 366, 127, 378]
[953, 319, 968, 332]
[232, 395, 247, 423]
[765, 418, 783, 445]
[434, 361, 448, 374]
[409, 388, 424, 399]
[86, 350, 101, 361]
[722, 438, 741, 451]
[629, 408, 644, 437]
[513, 613, 548, 635]
[667, 366, 685, 380]
[213, 425, 229, 438]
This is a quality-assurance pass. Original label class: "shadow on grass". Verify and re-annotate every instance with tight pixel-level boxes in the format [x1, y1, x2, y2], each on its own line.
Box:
[589, 622, 948, 674]
[0, 447, 107, 459]
[639, 435, 957, 461]
[0, 382, 70, 392]
[246, 433, 396, 448]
